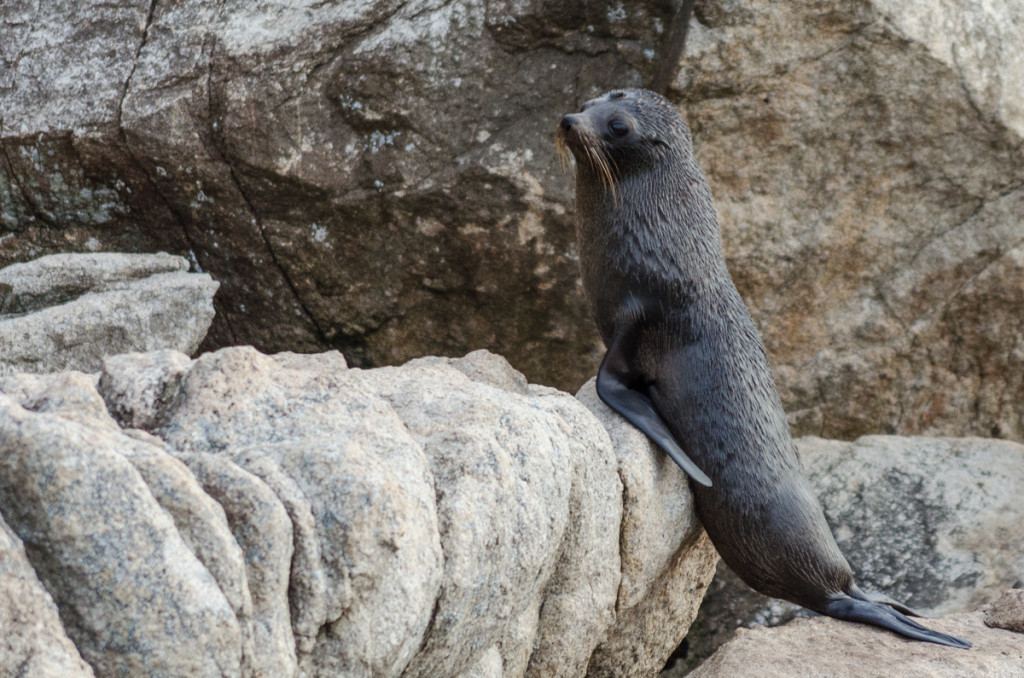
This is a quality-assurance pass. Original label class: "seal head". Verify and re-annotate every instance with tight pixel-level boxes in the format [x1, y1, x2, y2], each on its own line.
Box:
[558, 89, 681, 194]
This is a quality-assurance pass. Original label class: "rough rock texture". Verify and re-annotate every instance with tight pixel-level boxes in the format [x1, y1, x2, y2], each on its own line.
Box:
[2, 1, 1022, 445]
[985, 589, 1024, 634]
[676, 435, 1024, 674]
[684, 609, 1024, 678]
[0, 513, 95, 678]
[678, 1, 1024, 440]
[0, 253, 217, 376]
[0, 391, 244, 677]
[0, 0, 685, 390]
[0, 347, 717, 677]
[577, 380, 720, 678]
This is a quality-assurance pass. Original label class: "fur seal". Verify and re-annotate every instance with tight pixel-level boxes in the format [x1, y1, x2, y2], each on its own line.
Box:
[557, 88, 970, 649]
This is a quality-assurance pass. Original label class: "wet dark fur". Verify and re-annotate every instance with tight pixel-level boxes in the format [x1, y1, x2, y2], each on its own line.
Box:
[558, 88, 969, 649]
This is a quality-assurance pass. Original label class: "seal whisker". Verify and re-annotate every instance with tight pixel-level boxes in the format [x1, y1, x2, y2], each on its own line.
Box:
[555, 135, 569, 173]
[585, 145, 607, 193]
[601, 149, 620, 204]
[587, 141, 615, 201]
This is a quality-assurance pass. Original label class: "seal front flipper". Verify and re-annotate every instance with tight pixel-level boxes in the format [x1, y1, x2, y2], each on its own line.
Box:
[596, 324, 712, 487]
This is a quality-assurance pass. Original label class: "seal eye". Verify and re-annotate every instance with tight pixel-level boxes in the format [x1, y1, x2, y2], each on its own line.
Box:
[609, 119, 629, 137]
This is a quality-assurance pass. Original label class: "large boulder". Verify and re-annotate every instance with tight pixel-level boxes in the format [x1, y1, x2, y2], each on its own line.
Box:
[0, 347, 717, 677]
[675, 435, 1024, 674]
[678, 0, 1024, 440]
[0, 253, 217, 376]
[0, 0, 682, 390]
[2, 1, 1022, 444]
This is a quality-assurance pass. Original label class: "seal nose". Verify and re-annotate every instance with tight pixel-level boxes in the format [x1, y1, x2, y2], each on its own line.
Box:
[560, 114, 577, 132]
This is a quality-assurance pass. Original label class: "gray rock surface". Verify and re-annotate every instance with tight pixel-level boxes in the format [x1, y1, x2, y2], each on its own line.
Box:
[0, 253, 217, 376]
[2, 1, 1022, 448]
[0, 392, 243, 677]
[677, 435, 1024, 674]
[686, 608, 1024, 678]
[577, 380, 720, 678]
[0, 0, 680, 391]
[180, 451, 297, 678]
[0, 347, 716, 677]
[0, 514, 95, 678]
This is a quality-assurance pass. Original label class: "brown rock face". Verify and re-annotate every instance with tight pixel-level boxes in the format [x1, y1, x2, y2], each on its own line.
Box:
[2, 1, 1022, 441]
[985, 589, 1024, 634]
[677, 1, 1024, 440]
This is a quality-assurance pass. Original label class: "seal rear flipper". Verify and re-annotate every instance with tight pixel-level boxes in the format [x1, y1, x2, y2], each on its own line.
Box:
[823, 594, 971, 649]
[597, 345, 712, 487]
[848, 584, 924, 618]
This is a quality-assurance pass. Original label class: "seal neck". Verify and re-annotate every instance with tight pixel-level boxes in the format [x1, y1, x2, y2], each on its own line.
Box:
[575, 148, 732, 296]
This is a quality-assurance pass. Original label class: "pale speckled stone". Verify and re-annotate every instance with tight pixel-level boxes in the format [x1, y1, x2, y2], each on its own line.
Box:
[0, 394, 242, 678]
[577, 379, 707, 607]
[99, 349, 193, 430]
[0, 370, 119, 431]
[423, 348, 530, 395]
[525, 382, 623, 678]
[0, 253, 185, 311]
[0, 254, 217, 377]
[231, 449, 327, 657]
[0, 514, 94, 678]
[455, 646, 504, 678]
[179, 451, 298, 677]
[576, 378, 719, 678]
[0, 345, 731, 677]
[160, 346, 443, 677]
[688, 611, 1024, 678]
[2, 366, 253, 662]
[356, 358, 574, 678]
[116, 439, 255, 673]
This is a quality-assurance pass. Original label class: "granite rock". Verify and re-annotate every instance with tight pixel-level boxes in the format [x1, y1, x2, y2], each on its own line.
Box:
[687, 609, 1024, 678]
[1, 347, 717, 676]
[0, 253, 217, 376]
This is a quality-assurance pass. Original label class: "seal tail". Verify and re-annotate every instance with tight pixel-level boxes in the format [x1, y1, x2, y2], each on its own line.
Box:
[822, 590, 971, 649]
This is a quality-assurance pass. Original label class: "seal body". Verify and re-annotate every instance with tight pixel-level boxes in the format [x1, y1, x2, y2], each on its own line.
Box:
[558, 88, 969, 648]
